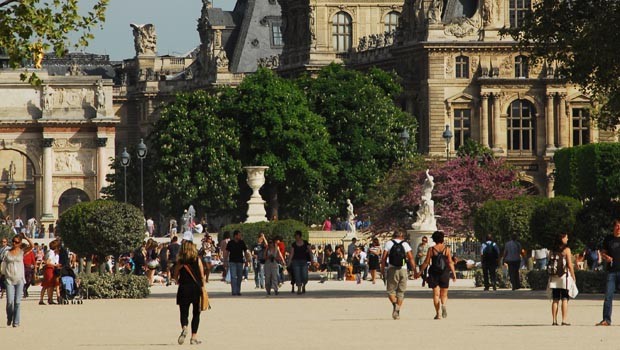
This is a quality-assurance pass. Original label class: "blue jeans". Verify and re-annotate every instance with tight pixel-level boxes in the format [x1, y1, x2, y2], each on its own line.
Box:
[291, 260, 308, 287]
[5, 281, 24, 326]
[254, 263, 265, 288]
[229, 262, 244, 295]
[603, 271, 620, 324]
[535, 258, 547, 270]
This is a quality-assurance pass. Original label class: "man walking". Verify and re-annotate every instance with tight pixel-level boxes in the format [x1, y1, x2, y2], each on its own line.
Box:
[503, 234, 522, 290]
[226, 230, 250, 296]
[381, 231, 416, 320]
[597, 218, 620, 326]
[481, 234, 500, 291]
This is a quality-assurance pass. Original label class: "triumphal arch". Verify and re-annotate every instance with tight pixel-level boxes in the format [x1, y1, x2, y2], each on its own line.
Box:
[0, 70, 116, 235]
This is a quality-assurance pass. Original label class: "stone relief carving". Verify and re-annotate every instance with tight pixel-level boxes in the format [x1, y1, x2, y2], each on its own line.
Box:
[471, 56, 479, 76]
[309, 6, 316, 45]
[257, 55, 280, 68]
[215, 49, 229, 70]
[444, 17, 480, 37]
[356, 30, 396, 52]
[501, 55, 513, 76]
[445, 55, 454, 75]
[130, 23, 157, 56]
[52, 138, 97, 151]
[482, 0, 501, 25]
[54, 151, 94, 174]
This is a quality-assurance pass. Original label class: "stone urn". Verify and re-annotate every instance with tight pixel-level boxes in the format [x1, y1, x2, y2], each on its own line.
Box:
[244, 166, 269, 223]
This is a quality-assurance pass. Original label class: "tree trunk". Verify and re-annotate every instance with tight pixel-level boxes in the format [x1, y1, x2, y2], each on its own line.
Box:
[99, 262, 107, 275]
[266, 184, 279, 220]
[85, 259, 92, 275]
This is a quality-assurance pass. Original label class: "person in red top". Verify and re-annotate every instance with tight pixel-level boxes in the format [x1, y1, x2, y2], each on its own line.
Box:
[275, 236, 287, 285]
[22, 246, 36, 298]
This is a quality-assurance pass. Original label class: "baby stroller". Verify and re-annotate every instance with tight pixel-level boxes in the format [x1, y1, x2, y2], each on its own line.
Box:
[59, 267, 83, 304]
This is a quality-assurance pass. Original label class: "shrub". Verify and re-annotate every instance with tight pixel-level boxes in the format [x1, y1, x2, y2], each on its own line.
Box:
[220, 219, 308, 246]
[574, 199, 620, 250]
[530, 196, 582, 249]
[57, 200, 145, 268]
[79, 273, 150, 299]
[527, 269, 607, 293]
[0, 225, 14, 241]
[473, 269, 530, 289]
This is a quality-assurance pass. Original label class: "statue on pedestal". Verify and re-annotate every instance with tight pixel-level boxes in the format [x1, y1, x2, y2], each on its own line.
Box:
[412, 169, 438, 232]
[346, 199, 356, 235]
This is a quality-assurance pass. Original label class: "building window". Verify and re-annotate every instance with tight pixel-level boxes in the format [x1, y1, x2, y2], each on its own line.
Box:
[454, 109, 471, 150]
[271, 21, 283, 47]
[455, 56, 469, 79]
[507, 100, 536, 153]
[384, 11, 399, 33]
[515, 55, 529, 78]
[332, 12, 352, 52]
[572, 108, 590, 145]
[509, 0, 531, 28]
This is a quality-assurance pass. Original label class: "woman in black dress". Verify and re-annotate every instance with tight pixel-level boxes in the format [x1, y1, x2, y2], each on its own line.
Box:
[173, 241, 206, 345]
[367, 238, 382, 284]
[416, 231, 456, 320]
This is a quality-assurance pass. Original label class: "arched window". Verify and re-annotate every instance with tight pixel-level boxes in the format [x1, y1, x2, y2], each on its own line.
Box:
[507, 100, 536, 153]
[509, 0, 531, 28]
[384, 11, 400, 33]
[332, 12, 352, 52]
[515, 55, 528, 78]
[455, 55, 469, 78]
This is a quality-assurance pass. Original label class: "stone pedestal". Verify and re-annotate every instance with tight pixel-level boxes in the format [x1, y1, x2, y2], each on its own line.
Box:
[408, 229, 435, 255]
[244, 166, 269, 223]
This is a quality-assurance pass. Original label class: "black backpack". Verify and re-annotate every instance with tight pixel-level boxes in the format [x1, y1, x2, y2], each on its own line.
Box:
[482, 242, 499, 264]
[431, 247, 447, 274]
[547, 251, 565, 276]
[388, 240, 407, 267]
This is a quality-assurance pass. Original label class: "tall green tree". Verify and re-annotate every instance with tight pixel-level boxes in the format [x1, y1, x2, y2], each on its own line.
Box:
[503, 0, 620, 129]
[224, 68, 337, 223]
[299, 64, 417, 210]
[146, 90, 242, 218]
[0, 0, 108, 83]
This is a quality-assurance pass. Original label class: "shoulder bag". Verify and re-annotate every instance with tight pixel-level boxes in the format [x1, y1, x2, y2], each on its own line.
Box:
[183, 264, 211, 311]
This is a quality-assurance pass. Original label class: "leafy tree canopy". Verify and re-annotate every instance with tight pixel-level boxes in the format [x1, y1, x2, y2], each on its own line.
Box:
[299, 64, 417, 209]
[503, 0, 620, 129]
[0, 0, 108, 83]
[148, 90, 242, 218]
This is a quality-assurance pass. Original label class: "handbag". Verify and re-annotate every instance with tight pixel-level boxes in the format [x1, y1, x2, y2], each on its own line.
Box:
[567, 275, 579, 299]
[183, 264, 211, 311]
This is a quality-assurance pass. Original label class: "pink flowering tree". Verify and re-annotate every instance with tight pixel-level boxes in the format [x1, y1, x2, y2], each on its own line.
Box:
[402, 157, 525, 235]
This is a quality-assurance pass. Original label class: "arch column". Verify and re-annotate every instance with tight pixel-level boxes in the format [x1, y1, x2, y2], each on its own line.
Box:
[558, 93, 568, 148]
[41, 138, 54, 236]
[545, 93, 556, 154]
[96, 137, 108, 199]
[491, 93, 502, 153]
[480, 93, 490, 147]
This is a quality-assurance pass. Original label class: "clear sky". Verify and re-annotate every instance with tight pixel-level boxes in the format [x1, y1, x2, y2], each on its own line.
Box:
[74, 0, 236, 61]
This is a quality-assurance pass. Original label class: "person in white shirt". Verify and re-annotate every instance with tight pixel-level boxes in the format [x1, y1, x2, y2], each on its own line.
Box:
[381, 231, 416, 320]
[532, 247, 549, 270]
[146, 217, 155, 237]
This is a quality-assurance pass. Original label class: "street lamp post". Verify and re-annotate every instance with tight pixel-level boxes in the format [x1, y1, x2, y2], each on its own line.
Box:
[120, 147, 131, 203]
[399, 128, 410, 147]
[7, 183, 20, 224]
[136, 139, 148, 213]
[442, 124, 453, 160]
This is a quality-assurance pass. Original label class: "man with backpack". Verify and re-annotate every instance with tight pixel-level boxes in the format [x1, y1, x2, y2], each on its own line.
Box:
[380, 231, 416, 320]
[481, 234, 500, 291]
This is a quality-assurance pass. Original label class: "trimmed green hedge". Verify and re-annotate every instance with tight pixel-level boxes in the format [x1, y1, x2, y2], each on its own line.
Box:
[473, 269, 530, 289]
[220, 219, 308, 246]
[530, 196, 582, 250]
[79, 273, 150, 299]
[526, 270, 608, 293]
[554, 143, 620, 200]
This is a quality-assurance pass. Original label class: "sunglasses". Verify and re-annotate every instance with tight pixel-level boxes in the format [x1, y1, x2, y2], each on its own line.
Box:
[12, 240, 20, 244]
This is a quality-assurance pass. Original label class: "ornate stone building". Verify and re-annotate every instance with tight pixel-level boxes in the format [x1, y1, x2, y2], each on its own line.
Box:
[0, 69, 116, 232]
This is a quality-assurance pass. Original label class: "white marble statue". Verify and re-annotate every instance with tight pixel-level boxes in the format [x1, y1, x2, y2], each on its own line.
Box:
[95, 80, 105, 111]
[412, 169, 438, 231]
[130, 23, 157, 56]
[346, 199, 356, 234]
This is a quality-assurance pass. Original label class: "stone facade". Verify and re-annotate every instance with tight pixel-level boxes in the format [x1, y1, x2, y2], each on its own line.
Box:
[0, 70, 117, 232]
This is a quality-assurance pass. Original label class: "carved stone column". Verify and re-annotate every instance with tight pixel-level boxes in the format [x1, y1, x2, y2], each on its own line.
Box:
[480, 93, 490, 147]
[41, 138, 54, 234]
[545, 93, 556, 154]
[558, 93, 568, 148]
[492, 93, 502, 152]
[96, 138, 108, 198]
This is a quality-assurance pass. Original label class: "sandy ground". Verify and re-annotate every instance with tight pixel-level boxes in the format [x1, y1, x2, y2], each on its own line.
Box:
[1, 277, 619, 350]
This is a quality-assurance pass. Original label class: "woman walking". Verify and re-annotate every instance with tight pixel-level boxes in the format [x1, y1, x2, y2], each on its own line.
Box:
[39, 239, 60, 305]
[1, 233, 33, 327]
[288, 231, 312, 295]
[548, 232, 576, 326]
[173, 241, 206, 345]
[416, 231, 456, 320]
[264, 239, 285, 295]
[200, 235, 215, 283]
[368, 238, 382, 284]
